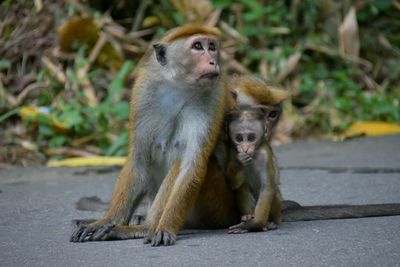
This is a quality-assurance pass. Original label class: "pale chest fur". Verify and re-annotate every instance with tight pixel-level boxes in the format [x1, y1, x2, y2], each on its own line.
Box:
[132, 82, 221, 185]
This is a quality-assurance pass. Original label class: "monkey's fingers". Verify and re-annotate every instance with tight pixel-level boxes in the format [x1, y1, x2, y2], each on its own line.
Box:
[78, 226, 96, 242]
[238, 154, 253, 165]
[70, 225, 85, 242]
[90, 223, 115, 240]
[228, 223, 249, 234]
[70, 224, 94, 242]
[228, 222, 249, 234]
[70, 222, 116, 242]
[143, 232, 154, 244]
[151, 231, 176, 246]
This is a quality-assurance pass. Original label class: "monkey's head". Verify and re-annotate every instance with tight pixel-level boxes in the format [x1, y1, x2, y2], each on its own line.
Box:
[229, 75, 291, 107]
[152, 25, 221, 87]
[258, 104, 282, 137]
[227, 108, 265, 157]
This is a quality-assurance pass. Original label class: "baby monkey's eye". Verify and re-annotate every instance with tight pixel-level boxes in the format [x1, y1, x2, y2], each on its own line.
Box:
[268, 110, 278, 120]
[235, 134, 243, 143]
[248, 134, 256, 142]
[209, 42, 216, 51]
[192, 42, 203, 50]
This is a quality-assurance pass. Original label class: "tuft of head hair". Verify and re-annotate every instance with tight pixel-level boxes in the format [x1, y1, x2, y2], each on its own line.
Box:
[161, 24, 221, 43]
[227, 107, 264, 123]
[231, 75, 291, 105]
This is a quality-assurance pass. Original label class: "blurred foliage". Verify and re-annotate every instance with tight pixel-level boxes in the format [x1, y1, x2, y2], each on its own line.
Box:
[0, 0, 399, 166]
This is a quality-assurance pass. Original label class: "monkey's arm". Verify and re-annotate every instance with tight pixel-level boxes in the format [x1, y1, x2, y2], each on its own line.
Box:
[70, 158, 146, 242]
[282, 202, 400, 222]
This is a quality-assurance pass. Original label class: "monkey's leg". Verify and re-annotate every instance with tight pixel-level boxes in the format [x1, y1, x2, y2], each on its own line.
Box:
[186, 157, 238, 229]
[253, 188, 275, 228]
[229, 188, 274, 234]
[70, 161, 147, 242]
[143, 161, 181, 244]
[151, 161, 209, 246]
[235, 184, 256, 216]
[269, 189, 282, 225]
[228, 184, 256, 234]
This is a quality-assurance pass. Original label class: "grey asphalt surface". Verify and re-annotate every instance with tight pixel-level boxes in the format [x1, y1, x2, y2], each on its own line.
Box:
[1, 135, 399, 266]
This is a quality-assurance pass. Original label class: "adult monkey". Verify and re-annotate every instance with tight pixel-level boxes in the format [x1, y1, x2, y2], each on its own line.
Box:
[70, 24, 229, 246]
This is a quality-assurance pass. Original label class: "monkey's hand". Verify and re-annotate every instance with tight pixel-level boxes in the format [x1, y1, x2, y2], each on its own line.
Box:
[237, 152, 254, 166]
[228, 214, 267, 234]
[144, 230, 176, 246]
[70, 220, 121, 242]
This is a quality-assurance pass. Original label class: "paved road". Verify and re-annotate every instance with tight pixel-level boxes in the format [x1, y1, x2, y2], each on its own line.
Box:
[1, 135, 399, 266]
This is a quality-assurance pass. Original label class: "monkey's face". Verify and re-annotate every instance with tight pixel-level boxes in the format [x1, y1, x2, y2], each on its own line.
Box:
[228, 112, 265, 164]
[259, 105, 281, 138]
[157, 35, 220, 87]
[185, 35, 220, 84]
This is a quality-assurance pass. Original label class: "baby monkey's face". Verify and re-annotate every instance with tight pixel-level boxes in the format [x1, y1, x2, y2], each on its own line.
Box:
[228, 109, 265, 165]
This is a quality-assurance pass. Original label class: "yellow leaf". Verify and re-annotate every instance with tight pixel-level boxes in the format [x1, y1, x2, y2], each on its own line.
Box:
[142, 16, 159, 28]
[19, 106, 69, 133]
[47, 156, 126, 167]
[19, 106, 40, 118]
[345, 121, 400, 138]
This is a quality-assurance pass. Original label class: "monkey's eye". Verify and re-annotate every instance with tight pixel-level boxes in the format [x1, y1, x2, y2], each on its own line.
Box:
[248, 134, 256, 142]
[235, 134, 243, 143]
[209, 42, 216, 51]
[230, 90, 238, 100]
[268, 110, 278, 120]
[192, 42, 203, 50]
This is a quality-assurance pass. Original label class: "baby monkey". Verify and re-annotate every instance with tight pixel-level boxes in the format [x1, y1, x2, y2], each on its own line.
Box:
[226, 105, 282, 233]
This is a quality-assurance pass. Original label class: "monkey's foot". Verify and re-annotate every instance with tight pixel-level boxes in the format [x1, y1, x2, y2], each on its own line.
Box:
[267, 221, 278, 230]
[71, 222, 148, 242]
[228, 216, 267, 234]
[70, 221, 116, 242]
[145, 231, 176, 246]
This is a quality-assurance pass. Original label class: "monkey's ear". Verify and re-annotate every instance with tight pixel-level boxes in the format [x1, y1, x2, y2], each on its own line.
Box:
[153, 43, 167, 66]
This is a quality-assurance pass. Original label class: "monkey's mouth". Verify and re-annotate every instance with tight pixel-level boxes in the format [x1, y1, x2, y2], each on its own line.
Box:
[200, 72, 220, 80]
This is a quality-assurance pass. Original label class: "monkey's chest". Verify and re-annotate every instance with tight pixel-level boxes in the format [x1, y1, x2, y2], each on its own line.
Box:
[134, 88, 211, 179]
[151, 130, 185, 163]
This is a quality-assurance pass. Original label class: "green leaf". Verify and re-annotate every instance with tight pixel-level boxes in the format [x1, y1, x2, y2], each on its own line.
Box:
[49, 135, 67, 148]
[107, 61, 134, 103]
[0, 108, 20, 123]
[110, 102, 129, 120]
[106, 132, 129, 156]
[38, 124, 54, 136]
[59, 109, 83, 128]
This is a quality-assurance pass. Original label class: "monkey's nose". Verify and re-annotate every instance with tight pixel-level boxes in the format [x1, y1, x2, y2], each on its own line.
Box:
[243, 145, 250, 153]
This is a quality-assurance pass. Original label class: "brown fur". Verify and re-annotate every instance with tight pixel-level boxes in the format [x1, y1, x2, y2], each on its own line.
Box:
[161, 24, 221, 43]
[230, 75, 291, 106]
